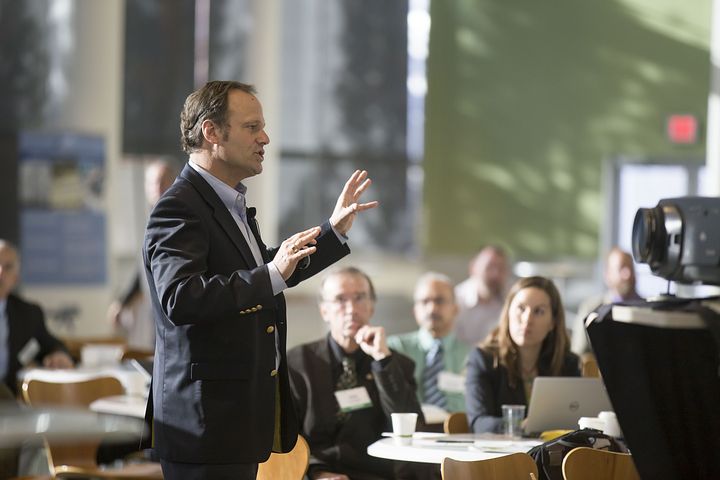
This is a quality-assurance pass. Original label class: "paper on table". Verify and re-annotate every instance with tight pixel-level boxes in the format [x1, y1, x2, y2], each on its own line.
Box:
[472, 434, 541, 453]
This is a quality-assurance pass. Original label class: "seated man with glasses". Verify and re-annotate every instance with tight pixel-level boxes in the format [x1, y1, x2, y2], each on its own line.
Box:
[287, 266, 428, 480]
[388, 272, 469, 417]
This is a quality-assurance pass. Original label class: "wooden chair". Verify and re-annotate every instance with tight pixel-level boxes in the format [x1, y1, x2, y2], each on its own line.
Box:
[562, 447, 640, 480]
[443, 412, 470, 434]
[21, 377, 163, 479]
[441, 453, 539, 480]
[581, 353, 600, 378]
[256, 434, 310, 480]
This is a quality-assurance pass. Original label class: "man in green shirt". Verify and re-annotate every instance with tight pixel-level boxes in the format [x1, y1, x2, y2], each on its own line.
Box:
[388, 272, 470, 414]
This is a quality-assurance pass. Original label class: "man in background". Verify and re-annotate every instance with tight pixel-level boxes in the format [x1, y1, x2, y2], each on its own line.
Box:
[388, 272, 469, 415]
[454, 246, 510, 346]
[107, 159, 177, 350]
[0, 240, 73, 395]
[571, 246, 642, 355]
[288, 267, 425, 480]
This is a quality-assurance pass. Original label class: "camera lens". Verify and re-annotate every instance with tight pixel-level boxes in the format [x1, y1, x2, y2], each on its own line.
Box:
[632, 206, 666, 265]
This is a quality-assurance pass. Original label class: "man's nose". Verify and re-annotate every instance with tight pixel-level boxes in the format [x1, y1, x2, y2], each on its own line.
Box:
[259, 130, 270, 145]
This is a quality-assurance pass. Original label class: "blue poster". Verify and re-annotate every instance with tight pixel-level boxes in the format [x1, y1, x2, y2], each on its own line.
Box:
[19, 131, 106, 285]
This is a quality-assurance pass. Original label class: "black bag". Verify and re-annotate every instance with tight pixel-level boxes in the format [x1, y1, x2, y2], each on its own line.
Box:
[527, 428, 627, 480]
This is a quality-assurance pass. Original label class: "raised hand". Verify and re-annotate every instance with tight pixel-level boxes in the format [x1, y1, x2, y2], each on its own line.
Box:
[354, 325, 390, 361]
[272, 226, 321, 280]
[329, 170, 379, 236]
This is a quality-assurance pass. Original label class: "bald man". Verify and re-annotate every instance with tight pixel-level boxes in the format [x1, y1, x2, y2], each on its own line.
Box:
[0, 240, 73, 394]
[571, 247, 643, 355]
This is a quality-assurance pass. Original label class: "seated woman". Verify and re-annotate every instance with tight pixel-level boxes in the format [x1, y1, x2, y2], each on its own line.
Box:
[465, 276, 580, 433]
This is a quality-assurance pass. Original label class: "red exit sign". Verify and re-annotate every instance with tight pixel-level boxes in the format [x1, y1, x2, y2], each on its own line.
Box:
[666, 114, 699, 144]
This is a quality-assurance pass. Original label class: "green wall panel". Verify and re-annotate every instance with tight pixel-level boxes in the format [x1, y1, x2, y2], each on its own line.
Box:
[424, 0, 711, 259]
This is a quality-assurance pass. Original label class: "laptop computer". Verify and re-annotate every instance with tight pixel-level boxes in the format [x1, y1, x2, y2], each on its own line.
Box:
[523, 377, 612, 434]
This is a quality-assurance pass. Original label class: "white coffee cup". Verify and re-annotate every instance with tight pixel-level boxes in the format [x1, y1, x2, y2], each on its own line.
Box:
[81, 344, 124, 367]
[391, 413, 418, 445]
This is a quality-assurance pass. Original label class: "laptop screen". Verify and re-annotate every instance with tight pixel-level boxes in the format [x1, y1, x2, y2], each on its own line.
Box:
[523, 377, 612, 434]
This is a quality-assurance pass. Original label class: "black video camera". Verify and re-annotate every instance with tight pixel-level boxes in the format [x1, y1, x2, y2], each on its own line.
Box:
[632, 196, 720, 285]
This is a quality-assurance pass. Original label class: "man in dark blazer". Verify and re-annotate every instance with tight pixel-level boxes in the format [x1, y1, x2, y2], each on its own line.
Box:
[143, 80, 378, 480]
[288, 267, 428, 480]
[0, 240, 73, 396]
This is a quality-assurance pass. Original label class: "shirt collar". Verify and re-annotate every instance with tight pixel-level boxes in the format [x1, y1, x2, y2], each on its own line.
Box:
[327, 334, 363, 364]
[418, 328, 454, 351]
[188, 160, 248, 212]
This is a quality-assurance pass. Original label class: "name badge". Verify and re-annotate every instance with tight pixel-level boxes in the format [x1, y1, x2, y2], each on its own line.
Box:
[438, 371, 466, 393]
[18, 338, 41, 366]
[334, 386, 372, 412]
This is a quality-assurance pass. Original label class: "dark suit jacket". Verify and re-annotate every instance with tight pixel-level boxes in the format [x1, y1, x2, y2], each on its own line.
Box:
[2, 294, 69, 395]
[287, 336, 424, 479]
[465, 346, 580, 433]
[143, 164, 349, 464]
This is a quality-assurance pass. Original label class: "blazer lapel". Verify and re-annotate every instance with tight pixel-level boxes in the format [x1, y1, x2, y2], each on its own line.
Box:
[313, 338, 338, 401]
[180, 165, 258, 268]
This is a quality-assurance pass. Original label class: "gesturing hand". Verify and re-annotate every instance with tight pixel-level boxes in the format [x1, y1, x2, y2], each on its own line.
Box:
[272, 226, 321, 281]
[329, 170, 379, 236]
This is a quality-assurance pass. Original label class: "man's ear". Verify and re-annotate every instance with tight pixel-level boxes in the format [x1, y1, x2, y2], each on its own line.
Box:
[201, 119, 221, 145]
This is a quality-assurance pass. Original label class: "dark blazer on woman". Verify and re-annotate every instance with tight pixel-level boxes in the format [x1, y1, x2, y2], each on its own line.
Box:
[2, 294, 68, 395]
[465, 346, 580, 433]
[143, 164, 349, 465]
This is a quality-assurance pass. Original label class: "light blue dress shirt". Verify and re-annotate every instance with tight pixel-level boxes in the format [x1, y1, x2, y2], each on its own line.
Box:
[387, 328, 470, 413]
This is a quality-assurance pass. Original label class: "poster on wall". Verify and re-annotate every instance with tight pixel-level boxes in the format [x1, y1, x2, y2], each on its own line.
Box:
[18, 131, 106, 285]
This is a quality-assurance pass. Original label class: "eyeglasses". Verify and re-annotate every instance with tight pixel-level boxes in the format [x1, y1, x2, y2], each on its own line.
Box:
[414, 297, 451, 306]
[323, 293, 372, 308]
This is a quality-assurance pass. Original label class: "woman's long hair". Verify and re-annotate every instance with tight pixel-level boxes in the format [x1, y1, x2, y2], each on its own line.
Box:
[481, 276, 570, 387]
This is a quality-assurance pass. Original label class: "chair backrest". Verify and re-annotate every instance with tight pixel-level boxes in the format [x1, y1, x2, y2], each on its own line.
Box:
[442, 453, 539, 480]
[256, 434, 310, 480]
[443, 411, 470, 434]
[581, 353, 600, 378]
[21, 377, 126, 473]
[21, 377, 124, 408]
[562, 447, 641, 480]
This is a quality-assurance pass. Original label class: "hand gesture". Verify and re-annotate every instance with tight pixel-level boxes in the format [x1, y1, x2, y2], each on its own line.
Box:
[354, 325, 390, 361]
[329, 170, 379, 236]
[272, 226, 321, 281]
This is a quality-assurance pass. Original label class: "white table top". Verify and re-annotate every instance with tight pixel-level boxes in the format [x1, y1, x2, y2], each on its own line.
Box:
[0, 404, 145, 447]
[89, 395, 147, 419]
[367, 432, 542, 464]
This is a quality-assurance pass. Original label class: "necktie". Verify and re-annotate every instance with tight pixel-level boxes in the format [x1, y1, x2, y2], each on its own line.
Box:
[336, 356, 358, 421]
[336, 356, 358, 391]
[423, 340, 447, 409]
